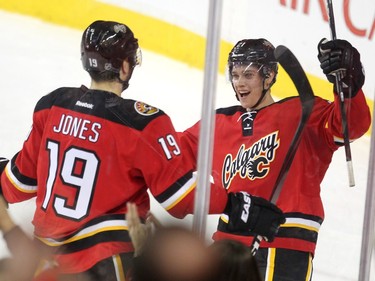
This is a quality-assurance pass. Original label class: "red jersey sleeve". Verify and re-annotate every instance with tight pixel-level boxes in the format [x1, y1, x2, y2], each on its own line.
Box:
[178, 122, 200, 168]
[134, 115, 227, 218]
[310, 89, 371, 152]
[1, 104, 48, 202]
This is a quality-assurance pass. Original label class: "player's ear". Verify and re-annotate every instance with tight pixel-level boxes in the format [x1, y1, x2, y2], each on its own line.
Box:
[264, 71, 275, 87]
[120, 60, 131, 81]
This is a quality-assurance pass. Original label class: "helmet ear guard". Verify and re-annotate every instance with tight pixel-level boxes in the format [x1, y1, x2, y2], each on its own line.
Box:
[262, 65, 271, 77]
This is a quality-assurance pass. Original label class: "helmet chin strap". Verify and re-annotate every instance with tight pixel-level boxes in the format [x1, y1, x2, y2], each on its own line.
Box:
[248, 87, 267, 111]
[121, 80, 130, 91]
[232, 83, 240, 101]
[119, 66, 135, 91]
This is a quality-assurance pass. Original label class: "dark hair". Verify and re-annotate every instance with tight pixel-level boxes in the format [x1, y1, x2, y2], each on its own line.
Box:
[130, 226, 215, 281]
[210, 239, 262, 281]
[87, 69, 120, 82]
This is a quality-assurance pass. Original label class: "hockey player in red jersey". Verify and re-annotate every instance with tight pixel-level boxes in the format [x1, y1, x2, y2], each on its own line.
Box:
[0, 22, 285, 280]
[180, 38, 371, 280]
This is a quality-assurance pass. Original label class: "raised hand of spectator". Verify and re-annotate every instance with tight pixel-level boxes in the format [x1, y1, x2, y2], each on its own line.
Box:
[127, 202, 161, 256]
[0, 196, 15, 234]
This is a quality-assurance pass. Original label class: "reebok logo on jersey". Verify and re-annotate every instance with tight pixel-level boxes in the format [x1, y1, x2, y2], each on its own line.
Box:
[75, 101, 94, 109]
[222, 131, 280, 189]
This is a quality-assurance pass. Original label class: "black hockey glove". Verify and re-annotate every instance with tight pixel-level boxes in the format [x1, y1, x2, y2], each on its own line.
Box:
[218, 192, 285, 242]
[317, 38, 365, 98]
[0, 158, 8, 174]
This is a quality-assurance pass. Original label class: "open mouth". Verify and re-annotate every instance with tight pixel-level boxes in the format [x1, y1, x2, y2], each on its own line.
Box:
[239, 92, 250, 98]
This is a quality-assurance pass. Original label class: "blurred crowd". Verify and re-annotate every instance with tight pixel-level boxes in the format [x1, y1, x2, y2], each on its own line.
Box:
[0, 199, 262, 281]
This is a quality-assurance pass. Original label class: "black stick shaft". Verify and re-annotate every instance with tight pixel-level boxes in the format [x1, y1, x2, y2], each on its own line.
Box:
[250, 46, 315, 255]
[327, 0, 337, 40]
[326, 0, 355, 186]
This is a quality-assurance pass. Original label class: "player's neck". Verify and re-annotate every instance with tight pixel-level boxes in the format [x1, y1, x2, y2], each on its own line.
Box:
[90, 80, 123, 96]
[260, 94, 275, 108]
[248, 93, 275, 111]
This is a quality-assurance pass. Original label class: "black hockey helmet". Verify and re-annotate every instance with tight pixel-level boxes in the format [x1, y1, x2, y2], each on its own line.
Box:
[81, 20, 141, 74]
[228, 38, 278, 80]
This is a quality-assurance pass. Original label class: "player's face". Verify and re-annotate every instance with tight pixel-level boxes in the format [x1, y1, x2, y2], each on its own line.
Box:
[231, 64, 265, 109]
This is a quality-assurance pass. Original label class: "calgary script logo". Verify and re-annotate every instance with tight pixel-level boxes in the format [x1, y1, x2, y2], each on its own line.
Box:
[222, 131, 280, 189]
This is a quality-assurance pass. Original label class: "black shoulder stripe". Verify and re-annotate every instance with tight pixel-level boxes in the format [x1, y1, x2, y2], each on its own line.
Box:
[215, 99, 301, 116]
[106, 100, 166, 131]
[275, 96, 300, 104]
[33, 87, 167, 131]
[216, 105, 244, 116]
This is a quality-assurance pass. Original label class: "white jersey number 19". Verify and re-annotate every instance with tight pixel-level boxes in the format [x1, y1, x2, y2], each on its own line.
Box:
[42, 139, 100, 220]
[158, 134, 181, 160]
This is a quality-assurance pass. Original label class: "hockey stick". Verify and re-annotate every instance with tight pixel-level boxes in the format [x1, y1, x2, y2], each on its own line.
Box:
[326, 0, 355, 187]
[251, 45, 315, 255]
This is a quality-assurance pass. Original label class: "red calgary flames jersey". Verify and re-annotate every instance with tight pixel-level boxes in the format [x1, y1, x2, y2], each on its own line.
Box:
[181, 91, 371, 254]
[1, 85, 226, 273]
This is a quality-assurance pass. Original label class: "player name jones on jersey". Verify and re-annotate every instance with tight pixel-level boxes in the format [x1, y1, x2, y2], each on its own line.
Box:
[53, 113, 102, 143]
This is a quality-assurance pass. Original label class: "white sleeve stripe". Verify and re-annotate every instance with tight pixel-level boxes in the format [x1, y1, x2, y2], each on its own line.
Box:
[159, 173, 197, 210]
[5, 164, 37, 193]
[283, 217, 321, 231]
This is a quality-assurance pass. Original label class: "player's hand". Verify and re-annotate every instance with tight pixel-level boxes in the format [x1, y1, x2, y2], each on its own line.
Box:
[218, 192, 285, 242]
[317, 38, 365, 98]
[127, 202, 161, 256]
[0, 157, 9, 205]
[0, 196, 15, 233]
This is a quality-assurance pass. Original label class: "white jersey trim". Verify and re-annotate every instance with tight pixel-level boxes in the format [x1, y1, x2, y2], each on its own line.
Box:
[35, 219, 128, 246]
[159, 172, 197, 210]
[5, 164, 37, 193]
[283, 217, 321, 232]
